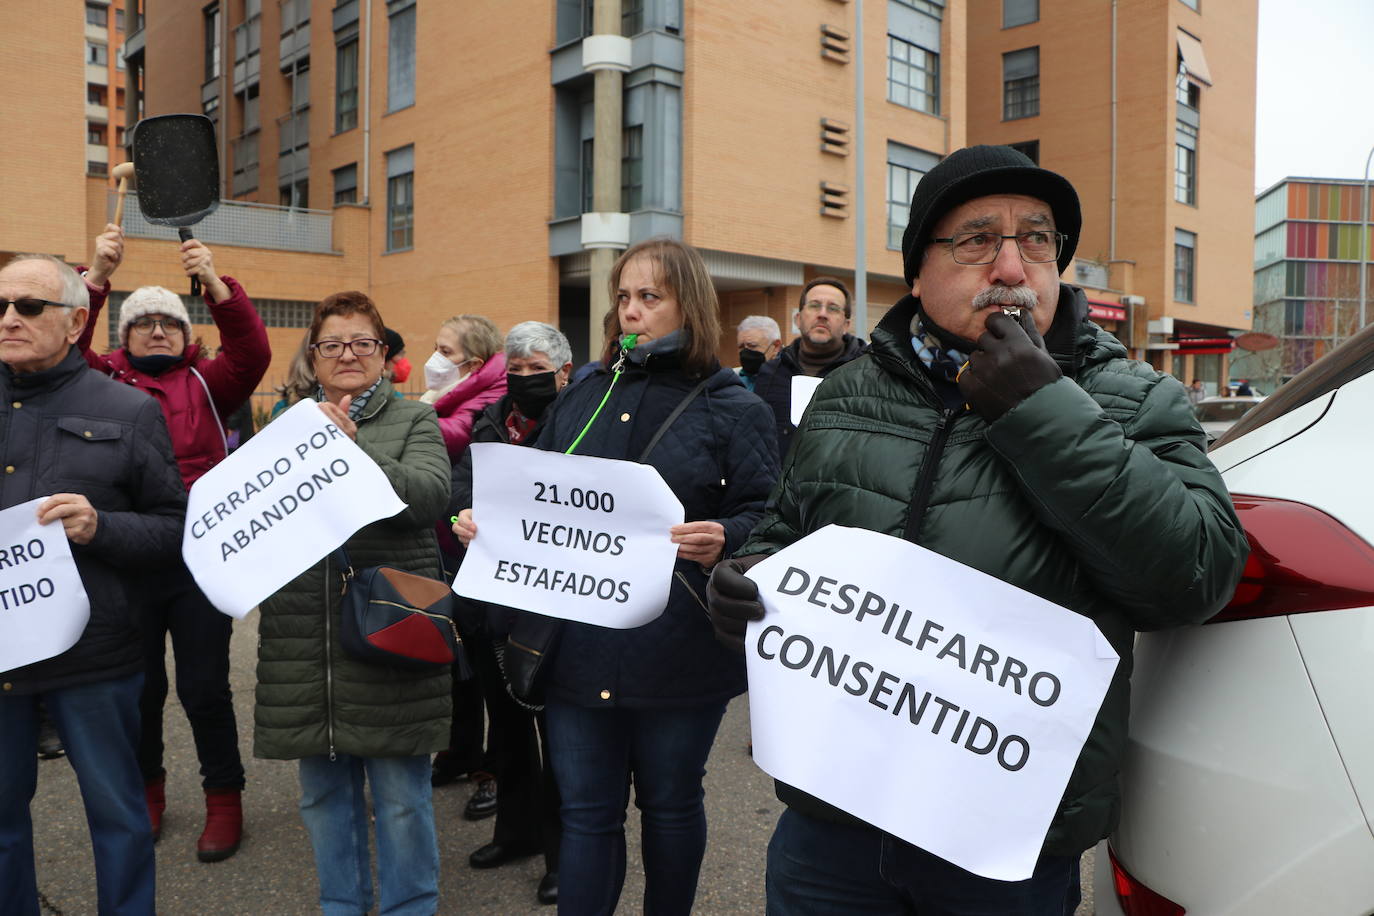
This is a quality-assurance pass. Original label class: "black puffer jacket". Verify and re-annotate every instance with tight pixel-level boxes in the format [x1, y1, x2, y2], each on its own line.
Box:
[509, 348, 779, 708]
[740, 287, 1249, 856]
[752, 333, 866, 459]
[0, 347, 186, 693]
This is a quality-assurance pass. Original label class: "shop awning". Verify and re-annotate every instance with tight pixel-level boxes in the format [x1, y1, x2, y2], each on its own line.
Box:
[1087, 300, 1127, 322]
[1173, 336, 1234, 355]
[1177, 30, 1213, 86]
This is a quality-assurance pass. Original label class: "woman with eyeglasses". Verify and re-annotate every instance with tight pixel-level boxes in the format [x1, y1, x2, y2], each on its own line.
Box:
[77, 225, 269, 864]
[254, 291, 453, 915]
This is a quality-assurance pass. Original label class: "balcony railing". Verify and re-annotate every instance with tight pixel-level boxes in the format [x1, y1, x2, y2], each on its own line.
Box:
[112, 191, 335, 254]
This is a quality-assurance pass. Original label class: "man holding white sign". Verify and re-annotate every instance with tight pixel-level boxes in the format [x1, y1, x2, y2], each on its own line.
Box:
[0, 253, 186, 916]
[707, 146, 1250, 913]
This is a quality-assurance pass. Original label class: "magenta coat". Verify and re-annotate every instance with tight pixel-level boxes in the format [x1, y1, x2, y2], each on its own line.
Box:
[429, 352, 508, 460]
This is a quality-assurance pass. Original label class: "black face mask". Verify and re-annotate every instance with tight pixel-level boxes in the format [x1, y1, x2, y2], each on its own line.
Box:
[507, 371, 559, 419]
[738, 348, 766, 375]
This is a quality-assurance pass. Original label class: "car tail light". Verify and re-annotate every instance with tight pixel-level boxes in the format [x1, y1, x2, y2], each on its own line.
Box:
[1209, 495, 1374, 624]
[1109, 845, 1186, 915]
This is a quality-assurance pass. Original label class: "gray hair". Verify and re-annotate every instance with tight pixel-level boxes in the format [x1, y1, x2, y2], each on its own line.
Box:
[4, 254, 90, 310]
[505, 321, 572, 368]
[737, 315, 781, 342]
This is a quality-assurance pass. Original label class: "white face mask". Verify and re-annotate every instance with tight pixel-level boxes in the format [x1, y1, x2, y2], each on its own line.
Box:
[424, 350, 468, 391]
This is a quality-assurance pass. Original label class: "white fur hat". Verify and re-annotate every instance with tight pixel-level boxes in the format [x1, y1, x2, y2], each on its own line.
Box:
[118, 286, 192, 343]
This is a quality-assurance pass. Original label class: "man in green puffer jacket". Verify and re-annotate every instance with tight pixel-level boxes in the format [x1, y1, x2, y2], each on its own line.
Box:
[707, 145, 1249, 915]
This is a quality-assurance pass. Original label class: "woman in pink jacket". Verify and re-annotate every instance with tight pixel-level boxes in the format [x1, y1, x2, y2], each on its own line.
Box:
[419, 314, 508, 460]
[80, 224, 270, 865]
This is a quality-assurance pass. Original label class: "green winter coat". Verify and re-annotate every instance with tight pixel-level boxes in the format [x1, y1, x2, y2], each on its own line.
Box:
[740, 287, 1249, 857]
[254, 382, 453, 760]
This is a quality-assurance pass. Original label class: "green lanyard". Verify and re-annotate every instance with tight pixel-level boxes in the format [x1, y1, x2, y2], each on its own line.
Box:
[564, 334, 638, 455]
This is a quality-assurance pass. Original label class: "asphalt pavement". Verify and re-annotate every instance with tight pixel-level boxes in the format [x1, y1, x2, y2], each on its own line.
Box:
[30, 611, 1095, 914]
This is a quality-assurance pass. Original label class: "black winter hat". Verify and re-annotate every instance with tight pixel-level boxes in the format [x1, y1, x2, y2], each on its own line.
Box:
[900, 145, 1081, 285]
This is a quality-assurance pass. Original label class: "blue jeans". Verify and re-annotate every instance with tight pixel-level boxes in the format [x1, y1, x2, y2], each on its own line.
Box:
[297, 754, 439, 916]
[766, 808, 1081, 916]
[544, 701, 728, 916]
[0, 673, 155, 916]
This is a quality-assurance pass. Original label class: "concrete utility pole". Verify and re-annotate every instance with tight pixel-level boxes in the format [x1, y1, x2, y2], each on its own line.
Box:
[1361, 144, 1373, 332]
[585, 0, 627, 363]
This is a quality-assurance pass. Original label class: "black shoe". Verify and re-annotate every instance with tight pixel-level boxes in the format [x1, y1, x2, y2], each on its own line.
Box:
[463, 778, 498, 820]
[37, 720, 64, 760]
[537, 871, 558, 905]
[468, 841, 538, 869]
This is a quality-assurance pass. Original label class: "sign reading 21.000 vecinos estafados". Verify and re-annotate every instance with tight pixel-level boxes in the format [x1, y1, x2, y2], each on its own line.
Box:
[453, 443, 684, 629]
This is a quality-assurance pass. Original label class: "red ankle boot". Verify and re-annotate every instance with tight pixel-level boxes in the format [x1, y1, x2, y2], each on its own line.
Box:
[197, 788, 243, 863]
[144, 775, 166, 843]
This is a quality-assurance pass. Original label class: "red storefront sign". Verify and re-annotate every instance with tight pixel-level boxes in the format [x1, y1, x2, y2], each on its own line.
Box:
[1087, 300, 1127, 322]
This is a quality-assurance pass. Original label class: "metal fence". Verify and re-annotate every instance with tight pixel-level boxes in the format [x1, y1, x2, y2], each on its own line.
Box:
[110, 190, 336, 254]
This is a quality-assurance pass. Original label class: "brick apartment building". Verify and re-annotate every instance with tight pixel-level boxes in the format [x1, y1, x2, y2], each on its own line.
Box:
[2, 0, 1257, 400]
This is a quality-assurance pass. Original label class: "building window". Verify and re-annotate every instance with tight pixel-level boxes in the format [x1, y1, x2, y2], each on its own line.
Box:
[333, 164, 358, 205]
[622, 0, 644, 36]
[887, 36, 939, 114]
[87, 122, 106, 145]
[336, 39, 358, 132]
[115, 126, 126, 146]
[1174, 229, 1196, 303]
[1175, 128, 1197, 205]
[116, 8, 125, 31]
[1179, 0, 1199, 9]
[1003, 0, 1038, 28]
[88, 161, 108, 176]
[1003, 47, 1039, 120]
[279, 178, 309, 209]
[204, 4, 220, 82]
[387, 2, 416, 113]
[1008, 140, 1039, 164]
[621, 125, 643, 212]
[386, 146, 414, 252]
[580, 137, 594, 214]
[85, 4, 106, 27]
[88, 42, 107, 65]
[87, 83, 107, 105]
[887, 142, 940, 249]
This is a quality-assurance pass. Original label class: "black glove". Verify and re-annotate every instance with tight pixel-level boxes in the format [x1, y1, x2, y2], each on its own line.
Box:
[706, 554, 770, 652]
[957, 309, 1063, 422]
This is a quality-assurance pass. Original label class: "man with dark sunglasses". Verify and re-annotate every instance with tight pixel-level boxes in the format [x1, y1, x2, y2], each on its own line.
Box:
[707, 145, 1249, 915]
[0, 253, 186, 915]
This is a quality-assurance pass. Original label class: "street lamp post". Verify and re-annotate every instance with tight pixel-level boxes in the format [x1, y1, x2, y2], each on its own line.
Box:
[1361, 144, 1373, 332]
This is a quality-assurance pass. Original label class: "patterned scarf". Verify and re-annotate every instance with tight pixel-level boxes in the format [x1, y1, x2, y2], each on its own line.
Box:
[910, 318, 970, 383]
[315, 377, 383, 420]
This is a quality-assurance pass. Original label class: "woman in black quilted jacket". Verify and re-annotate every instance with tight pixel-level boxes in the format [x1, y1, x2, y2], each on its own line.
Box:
[455, 237, 779, 915]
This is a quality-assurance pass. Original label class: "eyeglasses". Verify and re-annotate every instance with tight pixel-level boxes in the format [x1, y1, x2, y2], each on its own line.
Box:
[1, 298, 69, 318]
[129, 316, 185, 335]
[801, 302, 847, 316]
[311, 338, 383, 359]
[931, 231, 1067, 265]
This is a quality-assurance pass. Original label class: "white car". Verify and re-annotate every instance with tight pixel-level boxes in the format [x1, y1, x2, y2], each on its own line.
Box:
[1192, 395, 1265, 442]
[1095, 326, 1374, 915]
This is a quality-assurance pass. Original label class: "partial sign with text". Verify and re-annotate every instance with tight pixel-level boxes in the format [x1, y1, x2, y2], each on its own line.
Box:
[0, 498, 91, 672]
[454, 443, 683, 629]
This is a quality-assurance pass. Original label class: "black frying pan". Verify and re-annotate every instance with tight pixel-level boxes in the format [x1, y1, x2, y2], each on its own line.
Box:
[131, 114, 220, 296]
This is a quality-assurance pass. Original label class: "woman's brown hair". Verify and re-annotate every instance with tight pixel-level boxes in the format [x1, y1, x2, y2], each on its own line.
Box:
[602, 237, 721, 377]
[309, 291, 387, 348]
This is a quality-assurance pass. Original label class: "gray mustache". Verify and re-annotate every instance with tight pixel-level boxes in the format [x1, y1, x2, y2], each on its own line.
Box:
[972, 286, 1038, 309]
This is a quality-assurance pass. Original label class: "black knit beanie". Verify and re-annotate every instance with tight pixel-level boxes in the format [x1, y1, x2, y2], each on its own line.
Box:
[900, 145, 1081, 285]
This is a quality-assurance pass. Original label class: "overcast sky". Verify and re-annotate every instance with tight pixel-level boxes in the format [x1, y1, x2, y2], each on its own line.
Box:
[1254, 0, 1374, 192]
